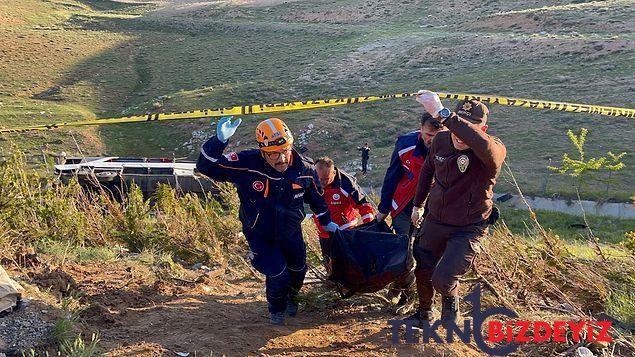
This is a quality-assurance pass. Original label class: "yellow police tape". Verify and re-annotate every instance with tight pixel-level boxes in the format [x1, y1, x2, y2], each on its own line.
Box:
[1, 91, 633, 134]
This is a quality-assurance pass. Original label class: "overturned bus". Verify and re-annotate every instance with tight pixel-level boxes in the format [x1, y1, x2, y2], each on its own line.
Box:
[53, 156, 217, 199]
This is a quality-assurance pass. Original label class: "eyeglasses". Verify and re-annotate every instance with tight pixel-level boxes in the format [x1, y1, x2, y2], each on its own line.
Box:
[263, 148, 292, 161]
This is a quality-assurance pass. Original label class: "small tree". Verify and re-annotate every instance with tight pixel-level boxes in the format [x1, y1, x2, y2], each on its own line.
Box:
[549, 128, 626, 195]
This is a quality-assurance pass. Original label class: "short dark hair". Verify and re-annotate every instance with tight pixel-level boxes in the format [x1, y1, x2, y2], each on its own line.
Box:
[420, 112, 442, 130]
[315, 156, 334, 170]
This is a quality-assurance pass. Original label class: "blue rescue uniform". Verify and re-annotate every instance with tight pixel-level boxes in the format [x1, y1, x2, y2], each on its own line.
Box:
[197, 136, 332, 313]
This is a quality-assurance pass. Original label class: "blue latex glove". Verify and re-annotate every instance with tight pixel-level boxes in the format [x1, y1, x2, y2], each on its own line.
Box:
[323, 222, 340, 233]
[215, 116, 242, 143]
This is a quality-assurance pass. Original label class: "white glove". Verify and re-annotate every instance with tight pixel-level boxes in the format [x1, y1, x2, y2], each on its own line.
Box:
[411, 206, 425, 227]
[376, 212, 388, 222]
[415, 90, 444, 117]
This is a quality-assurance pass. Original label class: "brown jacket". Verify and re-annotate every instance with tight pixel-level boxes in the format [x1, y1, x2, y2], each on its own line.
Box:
[413, 113, 506, 226]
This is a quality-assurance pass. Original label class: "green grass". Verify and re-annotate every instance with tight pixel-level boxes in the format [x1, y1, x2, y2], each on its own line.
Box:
[498, 206, 635, 244]
[59, 333, 101, 357]
[563, 240, 630, 260]
[37, 239, 119, 264]
[51, 317, 78, 346]
[605, 289, 635, 328]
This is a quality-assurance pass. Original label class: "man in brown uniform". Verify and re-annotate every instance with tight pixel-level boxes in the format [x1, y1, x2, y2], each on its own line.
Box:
[407, 90, 506, 327]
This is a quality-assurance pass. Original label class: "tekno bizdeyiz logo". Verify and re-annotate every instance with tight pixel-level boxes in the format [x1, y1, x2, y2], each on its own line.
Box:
[388, 284, 612, 356]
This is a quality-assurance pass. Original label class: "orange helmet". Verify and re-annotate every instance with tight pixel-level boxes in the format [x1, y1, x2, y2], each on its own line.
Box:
[255, 118, 294, 152]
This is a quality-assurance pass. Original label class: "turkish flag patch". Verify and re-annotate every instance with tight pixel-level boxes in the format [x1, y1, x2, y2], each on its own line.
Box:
[253, 181, 264, 192]
[224, 152, 239, 161]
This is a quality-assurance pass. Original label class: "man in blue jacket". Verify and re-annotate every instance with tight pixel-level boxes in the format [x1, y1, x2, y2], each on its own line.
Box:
[375, 113, 446, 305]
[376, 114, 446, 235]
[197, 116, 339, 325]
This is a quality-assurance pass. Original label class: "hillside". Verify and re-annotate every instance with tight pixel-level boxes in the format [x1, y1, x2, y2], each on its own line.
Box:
[0, 0, 633, 199]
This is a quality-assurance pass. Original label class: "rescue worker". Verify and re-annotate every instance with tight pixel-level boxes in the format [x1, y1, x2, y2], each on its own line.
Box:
[408, 90, 506, 327]
[311, 157, 375, 272]
[376, 113, 447, 235]
[196, 116, 339, 325]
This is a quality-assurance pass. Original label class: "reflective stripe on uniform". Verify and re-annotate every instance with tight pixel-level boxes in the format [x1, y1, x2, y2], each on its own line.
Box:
[200, 144, 218, 163]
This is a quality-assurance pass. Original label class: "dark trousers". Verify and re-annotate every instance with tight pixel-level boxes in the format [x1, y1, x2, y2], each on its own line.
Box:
[247, 229, 307, 314]
[361, 158, 368, 173]
[391, 204, 413, 236]
[265, 265, 306, 314]
[389, 207, 416, 293]
[412, 217, 486, 309]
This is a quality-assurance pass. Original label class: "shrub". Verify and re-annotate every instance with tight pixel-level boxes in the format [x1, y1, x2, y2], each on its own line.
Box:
[0, 147, 245, 267]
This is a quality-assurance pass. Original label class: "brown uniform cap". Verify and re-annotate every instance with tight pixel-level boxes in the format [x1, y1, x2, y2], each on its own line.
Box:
[454, 99, 489, 124]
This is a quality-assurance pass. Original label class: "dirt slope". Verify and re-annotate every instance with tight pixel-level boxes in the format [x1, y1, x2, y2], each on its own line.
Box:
[11, 259, 484, 356]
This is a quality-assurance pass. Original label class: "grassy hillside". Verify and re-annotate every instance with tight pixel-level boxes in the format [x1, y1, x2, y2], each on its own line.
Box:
[0, 0, 633, 199]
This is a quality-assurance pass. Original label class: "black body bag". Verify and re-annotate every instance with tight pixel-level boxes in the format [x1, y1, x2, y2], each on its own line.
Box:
[328, 220, 411, 297]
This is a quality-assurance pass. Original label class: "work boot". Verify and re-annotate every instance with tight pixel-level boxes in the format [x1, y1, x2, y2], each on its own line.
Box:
[286, 299, 299, 317]
[408, 308, 435, 321]
[270, 312, 285, 325]
[404, 308, 434, 329]
[440, 296, 459, 328]
[404, 311, 422, 329]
